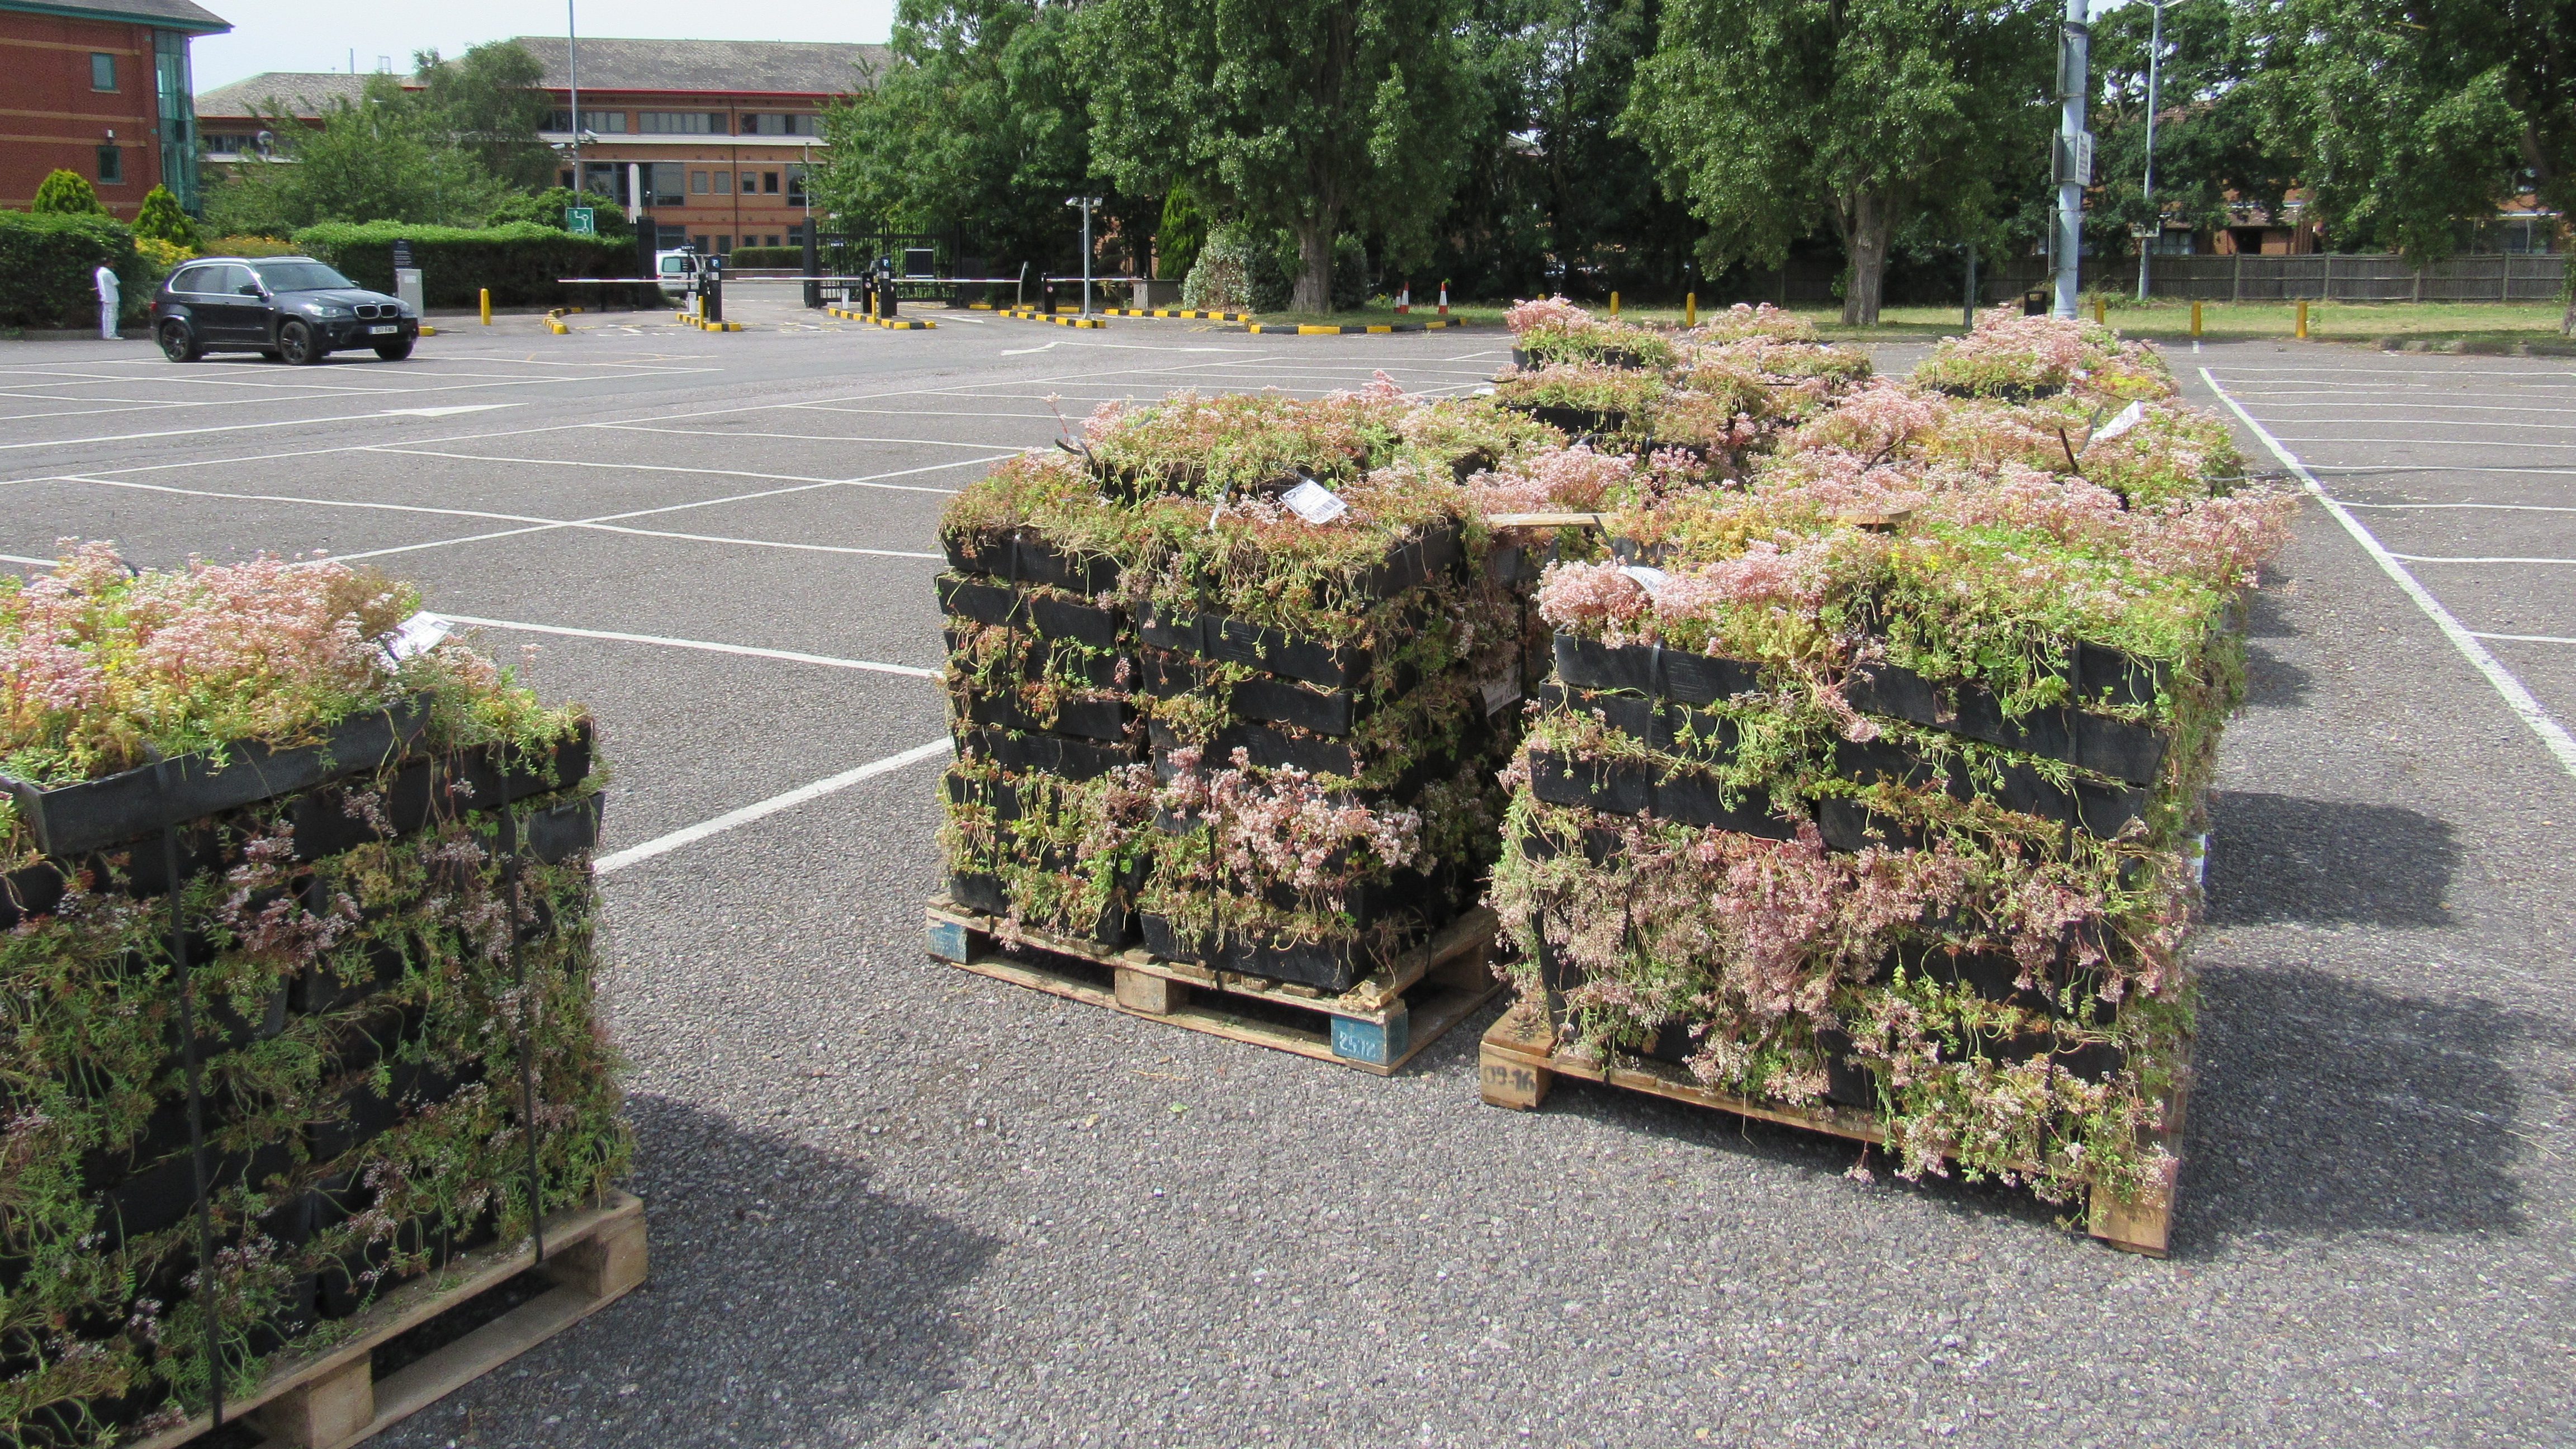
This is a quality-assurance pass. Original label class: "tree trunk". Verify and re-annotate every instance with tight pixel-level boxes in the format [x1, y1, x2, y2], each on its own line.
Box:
[1842, 188, 1895, 326]
[1292, 215, 1336, 314]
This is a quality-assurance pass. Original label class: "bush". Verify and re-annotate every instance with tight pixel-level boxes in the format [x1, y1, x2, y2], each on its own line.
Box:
[31, 169, 104, 215]
[200, 233, 303, 257]
[484, 187, 632, 243]
[131, 184, 198, 249]
[291, 220, 650, 308]
[1332, 234, 1369, 311]
[1180, 225, 1366, 312]
[0, 211, 148, 328]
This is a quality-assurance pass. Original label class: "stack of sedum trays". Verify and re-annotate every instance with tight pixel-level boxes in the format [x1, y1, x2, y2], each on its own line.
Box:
[937, 382, 1559, 992]
[0, 546, 626, 1445]
[1488, 304, 2293, 1210]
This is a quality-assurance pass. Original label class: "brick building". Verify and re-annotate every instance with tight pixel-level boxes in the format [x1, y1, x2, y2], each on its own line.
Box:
[1, 0, 228, 216]
[197, 37, 881, 255]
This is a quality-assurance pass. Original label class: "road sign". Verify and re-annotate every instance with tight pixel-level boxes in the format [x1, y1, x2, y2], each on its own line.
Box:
[566, 206, 596, 236]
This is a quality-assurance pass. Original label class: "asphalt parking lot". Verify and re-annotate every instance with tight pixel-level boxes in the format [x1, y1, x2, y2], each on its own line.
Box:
[3, 305, 2570, 1447]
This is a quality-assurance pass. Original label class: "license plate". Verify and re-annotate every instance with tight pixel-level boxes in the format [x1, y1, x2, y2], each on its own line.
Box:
[368, 324, 397, 335]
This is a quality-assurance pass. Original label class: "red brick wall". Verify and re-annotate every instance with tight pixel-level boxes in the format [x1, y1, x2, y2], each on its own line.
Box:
[0, 11, 163, 217]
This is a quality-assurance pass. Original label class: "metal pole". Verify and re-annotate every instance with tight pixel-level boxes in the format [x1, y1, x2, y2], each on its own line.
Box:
[1081, 198, 1093, 315]
[567, 1, 579, 188]
[2055, 0, 2090, 319]
[1963, 242, 1978, 329]
[2138, 0, 2164, 302]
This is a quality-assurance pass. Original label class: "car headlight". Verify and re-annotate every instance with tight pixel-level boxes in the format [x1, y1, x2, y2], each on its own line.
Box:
[314, 304, 354, 319]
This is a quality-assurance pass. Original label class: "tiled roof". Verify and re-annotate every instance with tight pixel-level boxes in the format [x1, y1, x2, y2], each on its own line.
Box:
[509, 36, 886, 95]
[196, 71, 395, 120]
[0, 0, 229, 33]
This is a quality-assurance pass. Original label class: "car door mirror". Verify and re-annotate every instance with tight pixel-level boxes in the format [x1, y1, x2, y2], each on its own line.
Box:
[237, 283, 265, 298]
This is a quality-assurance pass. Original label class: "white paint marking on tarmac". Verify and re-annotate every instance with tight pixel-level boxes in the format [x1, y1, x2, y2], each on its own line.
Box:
[321, 455, 1000, 562]
[1, 551, 54, 566]
[598, 424, 1028, 449]
[2203, 365, 2576, 780]
[362, 447, 974, 495]
[439, 615, 938, 677]
[2388, 553, 2576, 565]
[1000, 342, 1062, 356]
[2337, 500, 2576, 513]
[594, 738, 952, 876]
[382, 404, 520, 418]
[2274, 435, 2576, 450]
[2471, 632, 2576, 645]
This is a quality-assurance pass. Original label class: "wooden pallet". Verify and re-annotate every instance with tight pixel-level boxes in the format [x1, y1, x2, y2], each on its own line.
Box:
[134, 1191, 648, 1449]
[926, 899, 1503, 1073]
[1479, 1002, 2191, 1255]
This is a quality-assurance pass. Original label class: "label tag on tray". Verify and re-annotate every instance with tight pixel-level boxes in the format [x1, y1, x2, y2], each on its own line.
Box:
[2089, 399, 2146, 446]
[1280, 479, 1349, 525]
[1617, 564, 1672, 596]
[380, 611, 454, 664]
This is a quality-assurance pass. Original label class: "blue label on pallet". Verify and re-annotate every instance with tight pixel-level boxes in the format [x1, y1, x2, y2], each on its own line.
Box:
[1330, 1014, 1408, 1066]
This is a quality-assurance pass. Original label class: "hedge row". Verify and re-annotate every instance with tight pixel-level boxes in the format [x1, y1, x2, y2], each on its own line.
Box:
[290, 221, 655, 309]
[0, 212, 153, 329]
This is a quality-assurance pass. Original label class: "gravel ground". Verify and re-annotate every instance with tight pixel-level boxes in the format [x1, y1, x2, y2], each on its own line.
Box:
[3, 308, 2569, 1446]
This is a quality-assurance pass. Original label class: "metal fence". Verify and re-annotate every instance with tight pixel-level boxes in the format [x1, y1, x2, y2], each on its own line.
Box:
[1990, 252, 2568, 304]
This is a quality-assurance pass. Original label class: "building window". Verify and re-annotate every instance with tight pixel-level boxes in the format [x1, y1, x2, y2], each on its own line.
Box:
[738, 171, 757, 196]
[92, 53, 117, 90]
[690, 171, 708, 195]
[763, 171, 780, 195]
[713, 171, 731, 195]
[96, 145, 124, 184]
[745, 113, 817, 136]
[692, 235, 709, 252]
[785, 164, 806, 205]
[548, 108, 628, 133]
[638, 111, 726, 135]
[647, 162, 685, 209]
[715, 235, 731, 254]
[205, 131, 241, 155]
[763, 234, 779, 248]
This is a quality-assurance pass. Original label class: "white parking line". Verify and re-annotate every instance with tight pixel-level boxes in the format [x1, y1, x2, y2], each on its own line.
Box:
[2275, 436, 2576, 449]
[361, 447, 980, 495]
[2337, 500, 2576, 513]
[2388, 553, 2576, 565]
[2201, 366, 2576, 779]
[594, 738, 951, 875]
[2472, 632, 2576, 645]
[441, 614, 939, 677]
[598, 424, 1030, 449]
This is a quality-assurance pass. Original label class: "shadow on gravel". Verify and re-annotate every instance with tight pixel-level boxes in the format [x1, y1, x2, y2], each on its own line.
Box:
[2204, 790, 2455, 927]
[2181, 967, 2538, 1243]
[389, 1093, 1001, 1447]
[2239, 644, 2313, 710]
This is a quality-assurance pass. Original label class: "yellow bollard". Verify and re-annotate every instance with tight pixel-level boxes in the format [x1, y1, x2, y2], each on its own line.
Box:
[2092, 295, 2106, 325]
[2295, 297, 2309, 339]
[1685, 292, 1697, 328]
[2191, 300, 2203, 337]
[479, 288, 491, 326]
[1609, 291, 1620, 318]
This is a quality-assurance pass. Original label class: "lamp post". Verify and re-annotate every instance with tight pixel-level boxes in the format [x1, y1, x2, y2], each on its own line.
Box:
[1066, 195, 1101, 315]
[567, 0, 580, 190]
[2053, 0, 2091, 319]
[2136, 0, 2166, 302]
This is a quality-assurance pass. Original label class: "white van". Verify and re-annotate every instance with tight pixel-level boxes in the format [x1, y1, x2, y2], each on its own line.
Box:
[655, 250, 701, 302]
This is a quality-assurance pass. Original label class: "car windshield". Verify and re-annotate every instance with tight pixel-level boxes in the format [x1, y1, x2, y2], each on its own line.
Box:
[251, 261, 356, 292]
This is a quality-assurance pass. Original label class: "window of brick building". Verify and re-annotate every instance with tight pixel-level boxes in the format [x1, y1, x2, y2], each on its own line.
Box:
[91, 53, 117, 90]
[96, 145, 123, 184]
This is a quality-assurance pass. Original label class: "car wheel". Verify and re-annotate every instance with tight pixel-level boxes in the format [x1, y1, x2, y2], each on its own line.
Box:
[373, 337, 415, 361]
[158, 320, 200, 362]
[277, 320, 324, 366]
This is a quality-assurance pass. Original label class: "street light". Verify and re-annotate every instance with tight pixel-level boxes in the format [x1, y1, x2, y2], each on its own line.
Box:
[1067, 195, 1101, 315]
[2137, 0, 2167, 302]
[2053, 0, 2091, 319]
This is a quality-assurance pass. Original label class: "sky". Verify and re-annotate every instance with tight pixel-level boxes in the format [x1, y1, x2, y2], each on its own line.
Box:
[190, 0, 897, 91]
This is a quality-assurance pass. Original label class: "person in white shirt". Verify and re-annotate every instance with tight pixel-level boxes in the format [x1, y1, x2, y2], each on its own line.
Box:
[94, 264, 121, 340]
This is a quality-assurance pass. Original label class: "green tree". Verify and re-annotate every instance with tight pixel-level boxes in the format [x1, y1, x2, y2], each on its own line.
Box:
[31, 169, 106, 215]
[1156, 186, 1204, 280]
[1079, 0, 1477, 311]
[2255, 0, 2571, 301]
[205, 74, 511, 233]
[1625, 0, 2049, 323]
[2083, 0, 2295, 268]
[131, 184, 201, 249]
[812, 0, 1111, 271]
[413, 40, 556, 191]
[486, 186, 633, 242]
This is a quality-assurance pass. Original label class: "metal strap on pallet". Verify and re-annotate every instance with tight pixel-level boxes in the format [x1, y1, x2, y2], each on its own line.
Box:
[153, 757, 222, 1429]
[498, 745, 547, 1267]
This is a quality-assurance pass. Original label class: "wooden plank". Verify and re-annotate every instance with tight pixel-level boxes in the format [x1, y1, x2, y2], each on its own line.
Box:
[930, 901, 1504, 1075]
[249, 1356, 372, 1448]
[358, 1284, 604, 1446]
[1488, 1000, 2192, 1252]
[1114, 966, 1188, 1015]
[1485, 512, 1607, 531]
[129, 1192, 646, 1449]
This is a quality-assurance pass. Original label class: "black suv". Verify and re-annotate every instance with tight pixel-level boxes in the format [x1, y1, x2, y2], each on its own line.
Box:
[153, 256, 419, 364]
